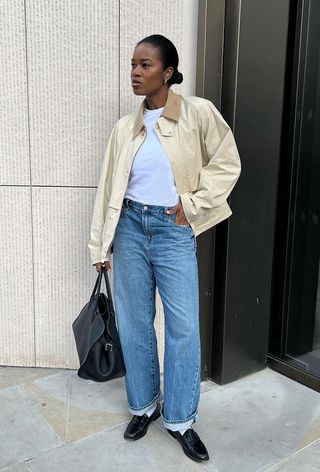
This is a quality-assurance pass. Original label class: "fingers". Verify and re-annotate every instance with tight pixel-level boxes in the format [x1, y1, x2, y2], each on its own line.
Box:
[95, 261, 112, 272]
[165, 203, 181, 214]
[165, 203, 189, 224]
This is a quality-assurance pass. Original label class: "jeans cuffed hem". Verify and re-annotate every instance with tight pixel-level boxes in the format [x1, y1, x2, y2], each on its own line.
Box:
[161, 410, 199, 431]
[127, 391, 162, 416]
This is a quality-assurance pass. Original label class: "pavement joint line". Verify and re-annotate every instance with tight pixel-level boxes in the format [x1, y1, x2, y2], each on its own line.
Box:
[201, 384, 222, 394]
[260, 436, 320, 472]
[12, 422, 135, 471]
[63, 370, 71, 442]
[19, 383, 63, 445]
[25, 461, 33, 472]
[4, 440, 68, 471]
[24, 442, 69, 466]
[63, 419, 130, 447]
[0, 462, 22, 472]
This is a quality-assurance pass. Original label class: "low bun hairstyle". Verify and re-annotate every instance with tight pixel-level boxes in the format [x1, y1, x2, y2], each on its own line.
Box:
[136, 34, 183, 86]
[170, 69, 183, 85]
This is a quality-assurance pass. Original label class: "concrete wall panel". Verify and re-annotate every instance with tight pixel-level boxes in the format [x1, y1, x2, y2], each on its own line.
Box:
[0, 187, 34, 365]
[27, 0, 119, 187]
[32, 187, 96, 368]
[0, 0, 30, 185]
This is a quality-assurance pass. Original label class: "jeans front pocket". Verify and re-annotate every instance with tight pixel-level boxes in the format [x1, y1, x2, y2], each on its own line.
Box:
[167, 212, 192, 229]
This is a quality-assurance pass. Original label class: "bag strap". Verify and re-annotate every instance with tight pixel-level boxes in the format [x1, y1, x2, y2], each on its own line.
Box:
[101, 266, 116, 318]
[89, 269, 103, 302]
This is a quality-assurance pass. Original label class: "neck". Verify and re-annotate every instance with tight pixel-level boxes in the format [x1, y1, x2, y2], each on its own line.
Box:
[145, 87, 169, 110]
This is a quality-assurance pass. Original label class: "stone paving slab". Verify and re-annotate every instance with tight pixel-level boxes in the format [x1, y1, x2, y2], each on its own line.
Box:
[65, 371, 130, 442]
[190, 369, 320, 472]
[0, 385, 62, 470]
[22, 371, 70, 441]
[1, 366, 320, 472]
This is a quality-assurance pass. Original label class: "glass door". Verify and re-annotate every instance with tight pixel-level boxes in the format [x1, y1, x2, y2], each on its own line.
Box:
[275, 0, 320, 378]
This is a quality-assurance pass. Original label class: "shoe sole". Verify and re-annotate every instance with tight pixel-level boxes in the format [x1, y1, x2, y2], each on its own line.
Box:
[167, 429, 209, 462]
[124, 410, 161, 441]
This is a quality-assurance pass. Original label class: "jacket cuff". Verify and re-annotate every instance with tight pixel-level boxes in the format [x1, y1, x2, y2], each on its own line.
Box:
[91, 256, 111, 266]
[89, 247, 111, 266]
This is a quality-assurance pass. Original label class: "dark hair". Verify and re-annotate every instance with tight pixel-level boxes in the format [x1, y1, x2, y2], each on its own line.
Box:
[136, 34, 183, 86]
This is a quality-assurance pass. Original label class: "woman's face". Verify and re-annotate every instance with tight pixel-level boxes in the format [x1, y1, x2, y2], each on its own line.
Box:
[131, 43, 172, 96]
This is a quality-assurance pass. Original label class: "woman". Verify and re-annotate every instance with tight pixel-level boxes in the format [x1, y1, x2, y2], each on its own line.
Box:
[89, 34, 241, 462]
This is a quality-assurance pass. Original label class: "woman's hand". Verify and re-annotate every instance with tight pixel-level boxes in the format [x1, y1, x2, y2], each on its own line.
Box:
[165, 202, 190, 226]
[95, 261, 112, 272]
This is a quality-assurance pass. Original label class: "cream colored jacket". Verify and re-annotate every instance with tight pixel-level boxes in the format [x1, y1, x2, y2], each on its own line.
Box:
[88, 89, 241, 265]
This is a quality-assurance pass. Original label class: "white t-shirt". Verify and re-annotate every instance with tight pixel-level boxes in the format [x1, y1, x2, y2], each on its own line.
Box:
[124, 106, 180, 206]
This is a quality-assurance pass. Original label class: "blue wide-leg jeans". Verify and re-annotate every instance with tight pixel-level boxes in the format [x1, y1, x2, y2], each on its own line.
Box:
[112, 198, 201, 431]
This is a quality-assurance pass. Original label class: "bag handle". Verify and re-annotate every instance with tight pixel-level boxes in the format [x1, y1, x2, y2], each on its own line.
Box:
[101, 266, 115, 317]
[89, 266, 115, 317]
[89, 269, 103, 302]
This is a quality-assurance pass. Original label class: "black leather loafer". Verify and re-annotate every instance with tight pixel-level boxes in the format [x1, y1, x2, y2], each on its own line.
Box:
[124, 402, 161, 441]
[167, 428, 209, 462]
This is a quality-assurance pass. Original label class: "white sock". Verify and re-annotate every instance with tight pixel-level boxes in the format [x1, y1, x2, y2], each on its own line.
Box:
[145, 404, 157, 417]
[179, 427, 192, 435]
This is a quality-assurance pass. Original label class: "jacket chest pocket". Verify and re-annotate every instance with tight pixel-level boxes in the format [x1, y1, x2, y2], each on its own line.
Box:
[161, 131, 198, 176]
[172, 145, 201, 194]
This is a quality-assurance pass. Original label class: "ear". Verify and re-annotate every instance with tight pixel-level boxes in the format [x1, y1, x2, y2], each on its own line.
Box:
[164, 66, 174, 83]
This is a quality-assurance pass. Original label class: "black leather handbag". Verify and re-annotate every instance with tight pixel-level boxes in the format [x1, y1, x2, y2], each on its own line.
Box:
[72, 266, 126, 382]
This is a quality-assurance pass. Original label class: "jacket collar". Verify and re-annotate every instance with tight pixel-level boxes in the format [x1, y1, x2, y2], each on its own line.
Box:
[133, 88, 181, 139]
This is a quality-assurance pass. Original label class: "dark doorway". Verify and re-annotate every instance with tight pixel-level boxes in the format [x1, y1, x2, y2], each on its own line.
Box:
[269, 0, 320, 388]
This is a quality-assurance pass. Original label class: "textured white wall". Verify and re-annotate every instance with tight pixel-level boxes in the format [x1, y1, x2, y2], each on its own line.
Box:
[0, 0, 198, 369]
